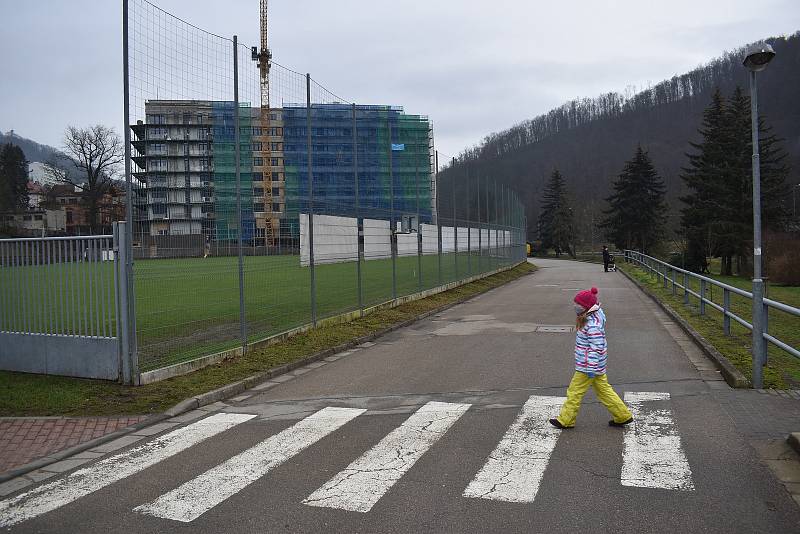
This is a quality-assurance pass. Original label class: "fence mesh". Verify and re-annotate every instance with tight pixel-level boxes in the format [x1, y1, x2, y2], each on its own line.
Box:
[125, 0, 527, 374]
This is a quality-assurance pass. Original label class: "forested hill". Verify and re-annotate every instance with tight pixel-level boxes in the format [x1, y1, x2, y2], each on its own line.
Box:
[0, 130, 60, 164]
[439, 33, 800, 237]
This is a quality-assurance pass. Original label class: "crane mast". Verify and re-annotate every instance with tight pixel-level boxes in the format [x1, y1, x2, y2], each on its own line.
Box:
[251, 0, 275, 245]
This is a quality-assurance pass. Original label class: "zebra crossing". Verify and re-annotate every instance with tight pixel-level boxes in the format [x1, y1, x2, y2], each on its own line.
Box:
[0, 392, 694, 528]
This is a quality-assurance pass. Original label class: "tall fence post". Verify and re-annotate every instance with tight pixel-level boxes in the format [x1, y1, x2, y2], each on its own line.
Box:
[306, 73, 317, 326]
[452, 158, 458, 278]
[114, 222, 138, 385]
[233, 36, 247, 352]
[466, 167, 471, 276]
[388, 109, 397, 300]
[352, 103, 363, 316]
[121, 0, 138, 384]
[436, 151, 442, 286]
[415, 127, 422, 290]
[671, 268, 676, 296]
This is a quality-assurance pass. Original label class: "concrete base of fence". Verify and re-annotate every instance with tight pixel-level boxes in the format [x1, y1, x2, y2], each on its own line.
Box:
[0, 333, 119, 381]
[619, 266, 751, 388]
[139, 261, 525, 385]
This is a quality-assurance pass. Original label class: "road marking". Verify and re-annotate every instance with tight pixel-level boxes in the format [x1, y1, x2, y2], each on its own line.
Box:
[621, 392, 694, 490]
[303, 401, 471, 513]
[463, 395, 566, 503]
[0, 413, 256, 528]
[135, 407, 365, 523]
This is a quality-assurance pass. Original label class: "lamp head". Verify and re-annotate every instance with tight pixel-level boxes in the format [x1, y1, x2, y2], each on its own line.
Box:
[743, 43, 776, 72]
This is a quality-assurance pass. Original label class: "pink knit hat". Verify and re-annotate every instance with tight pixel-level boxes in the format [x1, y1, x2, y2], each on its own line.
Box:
[574, 287, 599, 310]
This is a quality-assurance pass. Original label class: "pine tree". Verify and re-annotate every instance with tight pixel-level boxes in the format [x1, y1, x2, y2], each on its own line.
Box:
[681, 86, 789, 275]
[0, 143, 29, 213]
[538, 169, 575, 256]
[600, 145, 667, 253]
[680, 89, 727, 272]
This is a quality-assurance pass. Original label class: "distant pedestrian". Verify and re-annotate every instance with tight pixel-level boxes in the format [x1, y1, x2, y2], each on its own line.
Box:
[549, 287, 633, 429]
[602, 245, 611, 272]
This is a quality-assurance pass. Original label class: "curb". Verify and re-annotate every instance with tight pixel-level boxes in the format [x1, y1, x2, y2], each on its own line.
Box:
[0, 263, 535, 483]
[788, 433, 800, 456]
[618, 265, 751, 389]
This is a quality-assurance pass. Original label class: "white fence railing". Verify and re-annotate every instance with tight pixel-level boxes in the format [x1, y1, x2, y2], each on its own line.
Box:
[624, 250, 800, 363]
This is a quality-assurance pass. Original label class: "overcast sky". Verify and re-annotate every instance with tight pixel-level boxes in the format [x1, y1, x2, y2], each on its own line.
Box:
[1, 0, 799, 160]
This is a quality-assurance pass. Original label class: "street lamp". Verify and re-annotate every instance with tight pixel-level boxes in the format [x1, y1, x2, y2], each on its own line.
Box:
[743, 42, 775, 388]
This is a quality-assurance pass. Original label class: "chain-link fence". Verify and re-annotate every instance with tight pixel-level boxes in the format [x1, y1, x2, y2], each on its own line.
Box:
[124, 0, 527, 379]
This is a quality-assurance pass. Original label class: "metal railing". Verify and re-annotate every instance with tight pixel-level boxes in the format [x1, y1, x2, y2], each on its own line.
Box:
[0, 223, 138, 383]
[0, 235, 117, 338]
[624, 250, 800, 364]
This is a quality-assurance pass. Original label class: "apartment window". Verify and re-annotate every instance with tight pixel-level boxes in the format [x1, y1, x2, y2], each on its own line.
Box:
[60, 198, 66, 204]
[272, 203, 281, 213]
[198, 142, 209, 153]
[150, 143, 166, 154]
[23, 215, 32, 221]
[252, 142, 263, 151]
[252, 172, 263, 182]
[149, 127, 167, 138]
[151, 190, 167, 199]
[255, 227, 265, 238]
[34, 215, 43, 221]
[252, 126, 262, 136]
[199, 158, 210, 169]
[267, 127, 282, 136]
[253, 157, 264, 166]
[149, 159, 167, 171]
[66, 211, 73, 223]
[69, 198, 78, 205]
[270, 158, 281, 166]
[269, 113, 278, 120]
[253, 203, 263, 213]
[253, 187, 264, 196]
[270, 142, 282, 151]
[147, 114, 166, 124]
[152, 204, 166, 215]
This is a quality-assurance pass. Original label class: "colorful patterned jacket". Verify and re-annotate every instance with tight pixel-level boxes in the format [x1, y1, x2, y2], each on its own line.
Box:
[574, 305, 607, 376]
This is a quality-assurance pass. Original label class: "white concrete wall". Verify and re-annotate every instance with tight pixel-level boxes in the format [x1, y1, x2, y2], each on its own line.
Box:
[441, 226, 455, 253]
[396, 232, 418, 257]
[300, 213, 358, 266]
[363, 218, 391, 261]
[421, 224, 438, 254]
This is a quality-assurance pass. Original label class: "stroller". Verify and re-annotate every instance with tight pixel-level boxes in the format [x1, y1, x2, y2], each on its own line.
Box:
[607, 253, 617, 272]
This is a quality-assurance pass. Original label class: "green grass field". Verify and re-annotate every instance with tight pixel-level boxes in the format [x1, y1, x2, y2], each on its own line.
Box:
[2, 251, 518, 372]
[620, 261, 800, 388]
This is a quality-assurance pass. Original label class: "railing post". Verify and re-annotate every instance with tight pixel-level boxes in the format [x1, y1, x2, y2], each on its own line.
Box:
[684, 272, 689, 305]
[663, 265, 668, 289]
[672, 268, 676, 296]
[699, 279, 706, 315]
[723, 288, 731, 335]
[762, 301, 769, 365]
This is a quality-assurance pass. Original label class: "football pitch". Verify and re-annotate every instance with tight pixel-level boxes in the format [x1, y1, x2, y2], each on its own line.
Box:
[1, 251, 515, 371]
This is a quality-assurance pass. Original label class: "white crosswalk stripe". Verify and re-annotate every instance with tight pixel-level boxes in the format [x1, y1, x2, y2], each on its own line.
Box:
[303, 401, 471, 513]
[463, 395, 566, 503]
[135, 406, 365, 523]
[621, 391, 694, 491]
[0, 393, 697, 526]
[0, 413, 256, 528]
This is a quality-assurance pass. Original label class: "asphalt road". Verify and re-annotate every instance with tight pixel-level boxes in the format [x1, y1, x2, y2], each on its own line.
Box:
[2, 258, 799, 533]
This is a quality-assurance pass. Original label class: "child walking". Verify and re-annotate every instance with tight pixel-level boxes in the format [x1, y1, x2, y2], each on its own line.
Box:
[549, 287, 633, 429]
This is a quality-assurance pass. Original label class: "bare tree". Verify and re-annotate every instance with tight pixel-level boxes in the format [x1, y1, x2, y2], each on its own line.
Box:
[45, 125, 124, 233]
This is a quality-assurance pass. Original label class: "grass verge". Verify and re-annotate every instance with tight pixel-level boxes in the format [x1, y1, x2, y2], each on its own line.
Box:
[0, 261, 536, 417]
[619, 262, 800, 389]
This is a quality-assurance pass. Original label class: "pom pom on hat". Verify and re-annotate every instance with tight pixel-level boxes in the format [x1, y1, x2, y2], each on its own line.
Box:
[574, 287, 599, 310]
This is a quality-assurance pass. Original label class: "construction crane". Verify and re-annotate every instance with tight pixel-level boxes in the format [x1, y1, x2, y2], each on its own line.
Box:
[250, 0, 275, 246]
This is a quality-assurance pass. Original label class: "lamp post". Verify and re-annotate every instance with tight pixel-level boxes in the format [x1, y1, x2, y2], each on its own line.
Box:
[743, 42, 775, 389]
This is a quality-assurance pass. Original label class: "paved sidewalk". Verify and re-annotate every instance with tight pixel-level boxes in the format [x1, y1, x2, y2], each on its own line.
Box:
[0, 416, 148, 475]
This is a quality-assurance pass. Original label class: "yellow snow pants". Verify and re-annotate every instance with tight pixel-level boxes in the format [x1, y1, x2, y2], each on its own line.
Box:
[556, 371, 632, 427]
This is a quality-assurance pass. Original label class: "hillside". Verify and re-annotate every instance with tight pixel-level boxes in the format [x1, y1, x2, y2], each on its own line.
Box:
[438, 33, 800, 241]
[0, 130, 61, 165]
